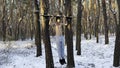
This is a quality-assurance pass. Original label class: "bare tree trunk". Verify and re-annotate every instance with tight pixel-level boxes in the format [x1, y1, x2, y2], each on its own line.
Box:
[41, 0, 54, 68]
[113, 0, 120, 67]
[2, 0, 6, 41]
[65, 0, 75, 67]
[109, 0, 117, 35]
[102, 0, 109, 44]
[83, 0, 88, 40]
[34, 0, 42, 57]
[76, 0, 83, 55]
[95, 0, 100, 43]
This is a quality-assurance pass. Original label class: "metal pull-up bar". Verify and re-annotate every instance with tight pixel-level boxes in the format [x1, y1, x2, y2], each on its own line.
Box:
[40, 14, 73, 18]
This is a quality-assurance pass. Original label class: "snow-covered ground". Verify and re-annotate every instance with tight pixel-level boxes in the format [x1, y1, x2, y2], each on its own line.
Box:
[0, 35, 119, 68]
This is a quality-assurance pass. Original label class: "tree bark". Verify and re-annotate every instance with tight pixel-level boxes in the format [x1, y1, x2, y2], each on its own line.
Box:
[76, 0, 83, 55]
[65, 0, 75, 67]
[34, 0, 42, 57]
[102, 0, 109, 44]
[2, 0, 6, 41]
[109, 0, 117, 35]
[41, 0, 54, 68]
[95, 0, 100, 43]
[113, 0, 120, 67]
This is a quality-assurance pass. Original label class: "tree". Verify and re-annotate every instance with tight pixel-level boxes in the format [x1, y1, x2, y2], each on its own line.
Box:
[109, 0, 117, 35]
[41, 0, 54, 68]
[82, 0, 89, 40]
[95, 0, 100, 43]
[65, 0, 75, 67]
[76, 0, 83, 55]
[113, 0, 120, 67]
[2, 0, 6, 41]
[34, 0, 42, 57]
[102, 0, 109, 44]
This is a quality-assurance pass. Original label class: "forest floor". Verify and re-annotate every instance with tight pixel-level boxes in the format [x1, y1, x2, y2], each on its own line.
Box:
[0, 35, 119, 68]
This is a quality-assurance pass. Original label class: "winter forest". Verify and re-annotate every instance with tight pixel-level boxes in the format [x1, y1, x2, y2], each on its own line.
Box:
[0, 0, 120, 68]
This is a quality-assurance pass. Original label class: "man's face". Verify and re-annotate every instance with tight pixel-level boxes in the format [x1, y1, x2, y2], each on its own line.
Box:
[57, 19, 60, 23]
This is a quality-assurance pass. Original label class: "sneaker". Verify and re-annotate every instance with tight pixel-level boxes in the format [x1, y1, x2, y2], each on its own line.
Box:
[62, 58, 66, 64]
[59, 59, 64, 65]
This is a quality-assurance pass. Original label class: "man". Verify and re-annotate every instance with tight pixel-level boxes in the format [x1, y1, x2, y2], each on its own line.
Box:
[55, 17, 66, 65]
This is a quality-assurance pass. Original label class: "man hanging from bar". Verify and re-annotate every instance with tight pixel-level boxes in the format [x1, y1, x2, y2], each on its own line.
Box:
[55, 16, 66, 65]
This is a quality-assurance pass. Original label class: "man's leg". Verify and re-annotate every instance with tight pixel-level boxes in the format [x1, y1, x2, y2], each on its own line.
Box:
[60, 37, 66, 64]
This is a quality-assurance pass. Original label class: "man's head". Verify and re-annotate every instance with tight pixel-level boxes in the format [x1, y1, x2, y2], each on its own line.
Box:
[56, 17, 61, 25]
[57, 18, 60, 23]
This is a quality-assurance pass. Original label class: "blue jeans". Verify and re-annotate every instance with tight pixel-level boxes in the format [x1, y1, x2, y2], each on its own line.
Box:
[56, 36, 65, 59]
